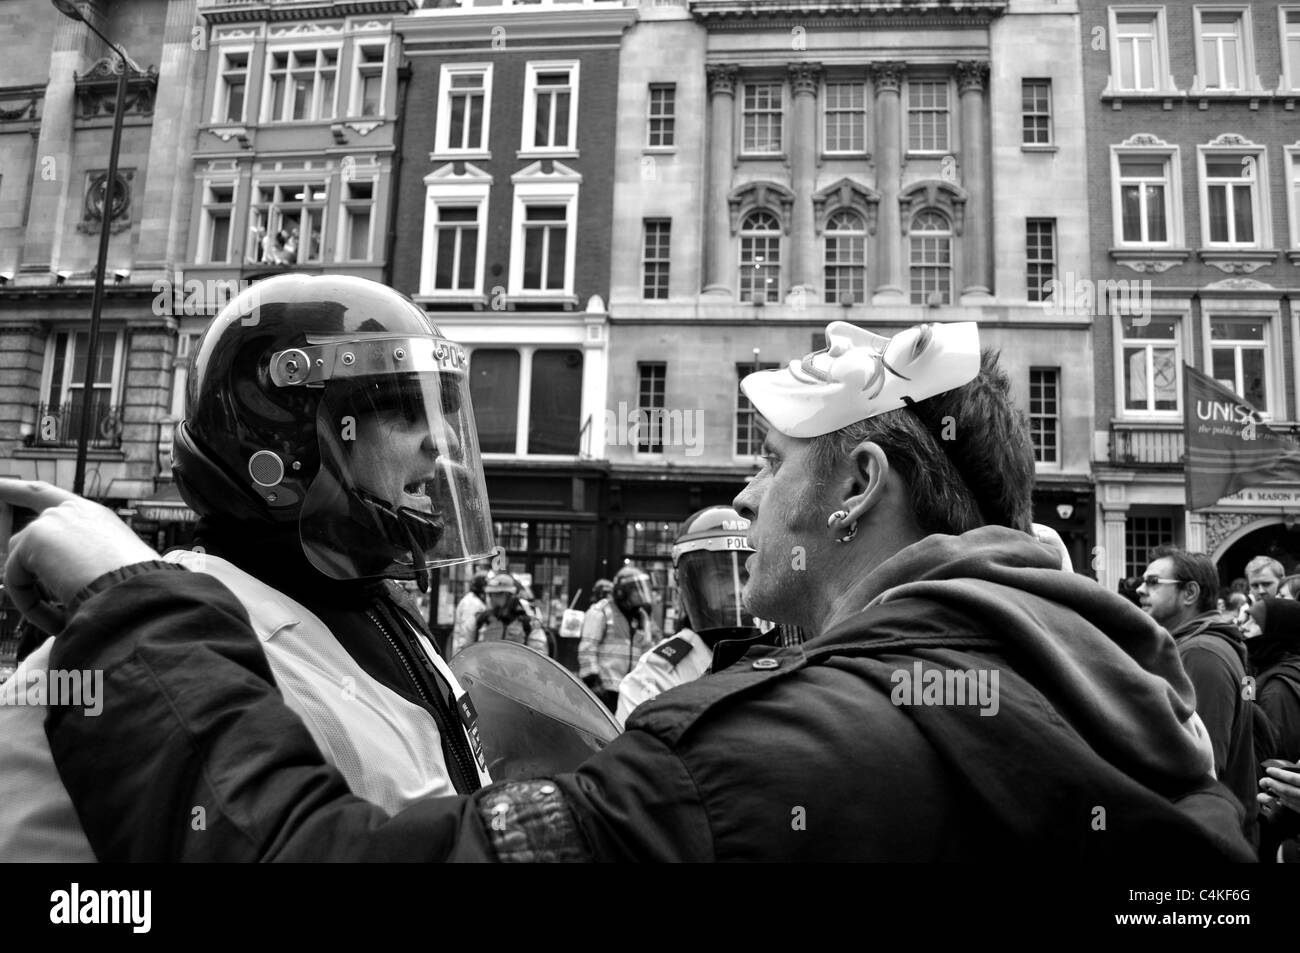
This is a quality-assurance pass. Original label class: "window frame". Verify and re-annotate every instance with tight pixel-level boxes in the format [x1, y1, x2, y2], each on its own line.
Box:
[1287, 145, 1300, 249]
[1021, 78, 1053, 147]
[338, 175, 378, 264]
[641, 218, 671, 300]
[434, 63, 493, 157]
[739, 79, 786, 157]
[1282, 6, 1300, 91]
[737, 208, 783, 304]
[260, 43, 343, 124]
[822, 208, 867, 304]
[198, 180, 238, 265]
[38, 326, 127, 444]
[245, 179, 329, 266]
[421, 181, 490, 298]
[1201, 309, 1282, 419]
[350, 41, 389, 120]
[822, 79, 868, 156]
[1028, 366, 1061, 467]
[213, 47, 252, 124]
[908, 208, 954, 306]
[1026, 218, 1057, 303]
[634, 361, 667, 457]
[1198, 144, 1268, 249]
[1192, 5, 1255, 92]
[1107, 6, 1174, 93]
[1113, 312, 1185, 420]
[734, 361, 779, 459]
[520, 61, 580, 157]
[1110, 143, 1184, 248]
[905, 77, 951, 155]
[508, 182, 579, 299]
[646, 83, 676, 149]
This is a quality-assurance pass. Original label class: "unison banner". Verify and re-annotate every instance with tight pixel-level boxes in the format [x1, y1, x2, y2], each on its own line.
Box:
[1183, 363, 1300, 510]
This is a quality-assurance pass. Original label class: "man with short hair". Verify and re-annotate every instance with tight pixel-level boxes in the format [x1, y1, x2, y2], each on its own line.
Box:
[14, 319, 1253, 861]
[1137, 546, 1258, 848]
[1246, 556, 1285, 602]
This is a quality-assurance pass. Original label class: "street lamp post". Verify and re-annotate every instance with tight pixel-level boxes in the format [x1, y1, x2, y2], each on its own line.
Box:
[52, 0, 135, 497]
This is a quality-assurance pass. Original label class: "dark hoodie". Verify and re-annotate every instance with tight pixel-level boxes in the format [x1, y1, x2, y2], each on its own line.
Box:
[1165, 609, 1258, 847]
[46, 525, 1254, 861]
[1248, 598, 1300, 760]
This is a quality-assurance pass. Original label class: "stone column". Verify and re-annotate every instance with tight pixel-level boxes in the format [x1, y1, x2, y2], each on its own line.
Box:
[703, 65, 737, 296]
[870, 62, 905, 302]
[956, 60, 991, 298]
[1100, 503, 1130, 592]
[787, 62, 821, 302]
[20, 2, 106, 274]
[137, 0, 200, 276]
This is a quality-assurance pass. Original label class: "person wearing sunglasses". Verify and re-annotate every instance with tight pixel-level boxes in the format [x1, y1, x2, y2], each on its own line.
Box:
[1137, 545, 1259, 850]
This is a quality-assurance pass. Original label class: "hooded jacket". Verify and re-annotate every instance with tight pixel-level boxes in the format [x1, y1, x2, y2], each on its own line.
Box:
[1248, 598, 1300, 760]
[1166, 610, 1258, 848]
[45, 525, 1253, 862]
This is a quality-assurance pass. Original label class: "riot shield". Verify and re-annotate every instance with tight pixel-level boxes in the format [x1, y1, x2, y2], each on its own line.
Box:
[449, 640, 622, 780]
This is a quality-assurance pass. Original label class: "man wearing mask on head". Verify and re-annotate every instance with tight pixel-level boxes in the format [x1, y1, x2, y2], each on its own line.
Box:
[578, 565, 655, 712]
[615, 507, 757, 725]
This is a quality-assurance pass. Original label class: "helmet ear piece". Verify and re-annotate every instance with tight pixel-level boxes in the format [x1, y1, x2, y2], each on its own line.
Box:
[172, 420, 283, 524]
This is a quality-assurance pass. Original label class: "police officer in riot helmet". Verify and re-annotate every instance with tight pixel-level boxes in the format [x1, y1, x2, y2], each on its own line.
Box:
[0, 273, 500, 859]
[615, 507, 758, 724]
[579, 565, 656, 711]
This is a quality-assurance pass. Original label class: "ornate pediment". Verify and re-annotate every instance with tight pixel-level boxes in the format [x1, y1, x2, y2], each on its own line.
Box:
[728, 179, 795, 235]
[511, 159, 582, 184]
[899, 179, 967, 236]
[1118, 133, 1171, 148]
[812, 178, 881, 235]
[74, 59, 158, 119]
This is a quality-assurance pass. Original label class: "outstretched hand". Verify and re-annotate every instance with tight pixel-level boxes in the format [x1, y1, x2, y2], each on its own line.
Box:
[0, 479, 160, 634]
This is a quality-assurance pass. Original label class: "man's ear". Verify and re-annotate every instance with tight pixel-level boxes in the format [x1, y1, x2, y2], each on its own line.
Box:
[836, 440, 891, 526]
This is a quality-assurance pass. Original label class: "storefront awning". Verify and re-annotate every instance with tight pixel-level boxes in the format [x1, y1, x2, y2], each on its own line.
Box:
[129, 483, 198, 524]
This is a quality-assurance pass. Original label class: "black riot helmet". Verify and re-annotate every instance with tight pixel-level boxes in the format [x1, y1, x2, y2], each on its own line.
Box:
[172, 273, 495, 581]
[672, 506, 756, 637]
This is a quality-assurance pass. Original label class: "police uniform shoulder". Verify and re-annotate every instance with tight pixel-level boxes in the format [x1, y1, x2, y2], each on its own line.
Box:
[651, 635, 695, 668]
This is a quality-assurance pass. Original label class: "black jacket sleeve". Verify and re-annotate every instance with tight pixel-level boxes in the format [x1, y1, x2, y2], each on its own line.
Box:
[45, 567, 496, 861]
[44, 566, 710, 862]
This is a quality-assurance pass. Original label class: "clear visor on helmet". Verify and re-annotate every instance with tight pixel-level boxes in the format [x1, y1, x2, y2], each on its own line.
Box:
[616, 573, 653, 610]
[282, 334, 494, 580]
[676, 550, 754, 632]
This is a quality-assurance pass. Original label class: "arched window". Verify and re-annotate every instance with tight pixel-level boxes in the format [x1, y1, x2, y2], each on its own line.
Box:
[739, 210, 781, 303]
[823, 209, 866, 303]
[909, 209, 952, 305]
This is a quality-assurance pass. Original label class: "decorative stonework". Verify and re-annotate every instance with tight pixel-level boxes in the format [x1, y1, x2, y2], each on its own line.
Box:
[706, 65, 738, 97]
[1207, 132, 1255, 147]
[1205, 276, 1275, 291]
[812, 178, 881, 236]
[76, 169, 134, 235]
[788, 62, 823, 96]
[955, 60, 989, 95]
[74, 58, 158, 119]
[1205, 511, 1262, 554]
[871, 61, 905, 95]
[1115, 258, 1181, 273]
[345, 120, 383, 136]
[1118, 133, 1171, 148]
[899, 180, 967, 236]
[1205, 259, 1266, 274]
[0, 86, 42, 122]
[728, 180, 795, 235]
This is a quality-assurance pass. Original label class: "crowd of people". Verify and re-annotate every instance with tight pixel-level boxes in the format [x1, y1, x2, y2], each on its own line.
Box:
[0, 274, 1297, 863]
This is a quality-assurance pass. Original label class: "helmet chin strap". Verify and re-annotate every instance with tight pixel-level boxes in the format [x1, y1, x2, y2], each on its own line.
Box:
[351, 486, 444, 584]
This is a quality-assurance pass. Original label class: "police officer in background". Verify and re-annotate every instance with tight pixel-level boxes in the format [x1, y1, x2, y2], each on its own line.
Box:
[579, 565, 655, 711]
[458, 571, 549, 657]
[616, 507, 758, 725]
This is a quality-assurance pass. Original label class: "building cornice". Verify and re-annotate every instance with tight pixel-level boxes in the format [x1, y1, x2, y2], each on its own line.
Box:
[690, 0, 1006, 27]
[198, 0, 415, 24]
[400, 6, 637, 46]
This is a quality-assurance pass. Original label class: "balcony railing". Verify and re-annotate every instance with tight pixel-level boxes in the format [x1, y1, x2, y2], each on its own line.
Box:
[30, 401, 124, 450]
[1109, 423, 1184, 468]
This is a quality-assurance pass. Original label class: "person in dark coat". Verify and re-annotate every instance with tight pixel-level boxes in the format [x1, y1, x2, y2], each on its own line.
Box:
[1137, 545, 1260, 849]
[8, 320, 1255, 862]
[1243, 597, 1300, 860]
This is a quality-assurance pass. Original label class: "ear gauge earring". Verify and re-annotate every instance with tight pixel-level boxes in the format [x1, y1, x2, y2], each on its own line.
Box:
[827, 509, 858, 543]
